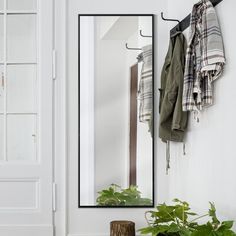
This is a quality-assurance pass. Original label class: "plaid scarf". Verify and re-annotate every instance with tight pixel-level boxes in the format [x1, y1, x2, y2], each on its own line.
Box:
[138, 45, 152, 122]
[182, 0, 225, 111]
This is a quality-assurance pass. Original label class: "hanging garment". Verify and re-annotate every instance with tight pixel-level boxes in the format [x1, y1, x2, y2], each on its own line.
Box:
[136, 52, 143, 63]
[182, 0, 226, 111]
[159, 32, 188, 143]
[138, 45, 153, 124]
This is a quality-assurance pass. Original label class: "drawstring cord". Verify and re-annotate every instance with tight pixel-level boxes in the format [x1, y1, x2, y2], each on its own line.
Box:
[193, 110, 200, 123]
[166, 142, 186, 174]
[166, 141, 170, 175]
[183, 143, 186, 155]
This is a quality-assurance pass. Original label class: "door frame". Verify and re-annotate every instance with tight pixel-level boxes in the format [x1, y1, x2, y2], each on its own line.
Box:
[53, 0, 68, 235]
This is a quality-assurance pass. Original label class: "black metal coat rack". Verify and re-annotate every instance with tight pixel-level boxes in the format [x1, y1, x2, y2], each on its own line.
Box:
[167, 0, 223, 36]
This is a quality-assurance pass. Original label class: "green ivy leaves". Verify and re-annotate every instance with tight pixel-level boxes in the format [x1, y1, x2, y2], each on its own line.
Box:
[96, 184, 152, 206]
[139, 199, 236, 236]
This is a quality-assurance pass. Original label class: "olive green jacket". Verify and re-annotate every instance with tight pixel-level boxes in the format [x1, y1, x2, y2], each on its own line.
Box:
[159, 32, 188, 142]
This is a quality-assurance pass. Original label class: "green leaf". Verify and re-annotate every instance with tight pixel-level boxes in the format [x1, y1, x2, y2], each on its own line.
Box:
[139, 225, 169, 235]
[219, 221, 234, 230]
[191, 224, 213, 236]
[221, 230, 236, 236]
[179, 228, 192, 236]
[175, 206, 188, 222]
[209, 202, 220, 226]
[139, 226, 155, 234]
[167, 223, 180, 233]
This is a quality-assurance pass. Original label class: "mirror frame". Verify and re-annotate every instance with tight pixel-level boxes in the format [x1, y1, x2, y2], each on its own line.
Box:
[78, 14, 155, 208]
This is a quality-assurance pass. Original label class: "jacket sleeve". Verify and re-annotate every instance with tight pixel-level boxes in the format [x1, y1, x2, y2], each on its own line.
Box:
[159, 66, 178, 127]
[172, 65, 188, 131]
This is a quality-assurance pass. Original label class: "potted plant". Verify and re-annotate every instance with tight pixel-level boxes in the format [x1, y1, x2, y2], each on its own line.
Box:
[139, 199, 236, 236]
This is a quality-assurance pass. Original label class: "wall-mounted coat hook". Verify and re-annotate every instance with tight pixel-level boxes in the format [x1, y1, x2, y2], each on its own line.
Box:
[125, 43, 142, 51]
[139, 30, 152, 38]
[161, 12, 180, 23]
[169, 0, 223, 36]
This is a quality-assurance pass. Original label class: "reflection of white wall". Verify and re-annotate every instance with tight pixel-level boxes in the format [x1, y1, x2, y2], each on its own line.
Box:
[98, 16, 119, 39]
[139, 16, 153, 46]
[126, 31, 139, 189]
[94, 19, 129, 196]
[94, 16, 153, 200]
[79, 16, 95, 205]
[101, 16, 138, 40]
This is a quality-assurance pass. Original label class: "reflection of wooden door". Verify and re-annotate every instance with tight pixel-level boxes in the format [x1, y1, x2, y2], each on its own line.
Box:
[129, 64, 138, 186]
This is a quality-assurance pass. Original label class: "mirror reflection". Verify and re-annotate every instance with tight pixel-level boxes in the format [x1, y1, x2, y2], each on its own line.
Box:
[79, 15, 154, 207]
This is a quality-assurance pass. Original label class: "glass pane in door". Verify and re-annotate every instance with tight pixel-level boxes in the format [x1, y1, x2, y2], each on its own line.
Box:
[7, 65, 36, 112]
[7, 0, 37, 11]
[0, 115, 3, 160]
[7, 15, 37, 62]
[0, 15, 4, 62]
[7, 114, 36, 161]
[0, 66, 3, 113]
[0, 0, 4, 11]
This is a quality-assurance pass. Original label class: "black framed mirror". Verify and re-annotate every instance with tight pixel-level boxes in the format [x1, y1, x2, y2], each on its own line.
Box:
[79, 14, 154, 207]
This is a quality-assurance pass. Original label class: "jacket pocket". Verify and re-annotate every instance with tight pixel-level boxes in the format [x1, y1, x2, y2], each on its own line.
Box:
[168, 91, 178, 105]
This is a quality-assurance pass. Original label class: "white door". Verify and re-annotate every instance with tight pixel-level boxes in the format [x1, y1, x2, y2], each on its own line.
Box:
[0, 0, 54, 235]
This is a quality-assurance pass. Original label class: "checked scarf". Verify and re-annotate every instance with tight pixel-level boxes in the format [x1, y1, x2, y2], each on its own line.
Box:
[138, 44, 153, 122]
[182, 0, 225, 111]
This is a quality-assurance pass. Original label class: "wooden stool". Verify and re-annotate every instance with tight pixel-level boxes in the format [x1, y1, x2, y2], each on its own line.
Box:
[110, 221, 135, 236]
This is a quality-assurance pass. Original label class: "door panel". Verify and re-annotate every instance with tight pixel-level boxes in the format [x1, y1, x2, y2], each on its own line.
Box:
[7, 114, 37, 161]
[0, 115, 3, 160]
[0, 226, 53, 236]
[0, 179, 39, 209]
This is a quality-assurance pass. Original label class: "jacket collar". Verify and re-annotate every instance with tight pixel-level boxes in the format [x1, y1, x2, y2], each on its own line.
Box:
[165, 31, 183, 65]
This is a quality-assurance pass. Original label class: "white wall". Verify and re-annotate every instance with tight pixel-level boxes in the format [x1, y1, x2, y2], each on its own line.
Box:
[94, 18, 129, 198]
[165, 0, 236, 227]
[66, 0, 169, 235]
[54, 0, 236, 235]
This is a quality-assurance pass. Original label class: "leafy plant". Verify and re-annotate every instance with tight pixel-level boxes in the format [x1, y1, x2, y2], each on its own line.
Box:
[139, 199, 236, 236]
[96, 184, 152, 206]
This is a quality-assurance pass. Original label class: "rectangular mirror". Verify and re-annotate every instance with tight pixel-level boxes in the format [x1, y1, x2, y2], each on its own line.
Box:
[79, 14, 154, 207]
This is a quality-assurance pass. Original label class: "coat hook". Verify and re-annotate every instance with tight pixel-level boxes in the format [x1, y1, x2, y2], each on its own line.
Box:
[139, 30, 152, 38]
[125, 43, 142, 51]
[161, 12, 180, 23]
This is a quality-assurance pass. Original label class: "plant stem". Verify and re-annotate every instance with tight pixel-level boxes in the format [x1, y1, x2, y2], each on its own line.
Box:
[145, 211, 152, 226]
[190, 214, 209, 223]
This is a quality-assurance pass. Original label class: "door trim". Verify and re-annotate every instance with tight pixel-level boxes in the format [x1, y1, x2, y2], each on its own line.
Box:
[53, 0, 68, 235]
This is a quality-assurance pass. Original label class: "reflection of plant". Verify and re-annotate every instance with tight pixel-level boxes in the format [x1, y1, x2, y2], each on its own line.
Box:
[96, 184, 152, 206]
[139, 199, 236, 236]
